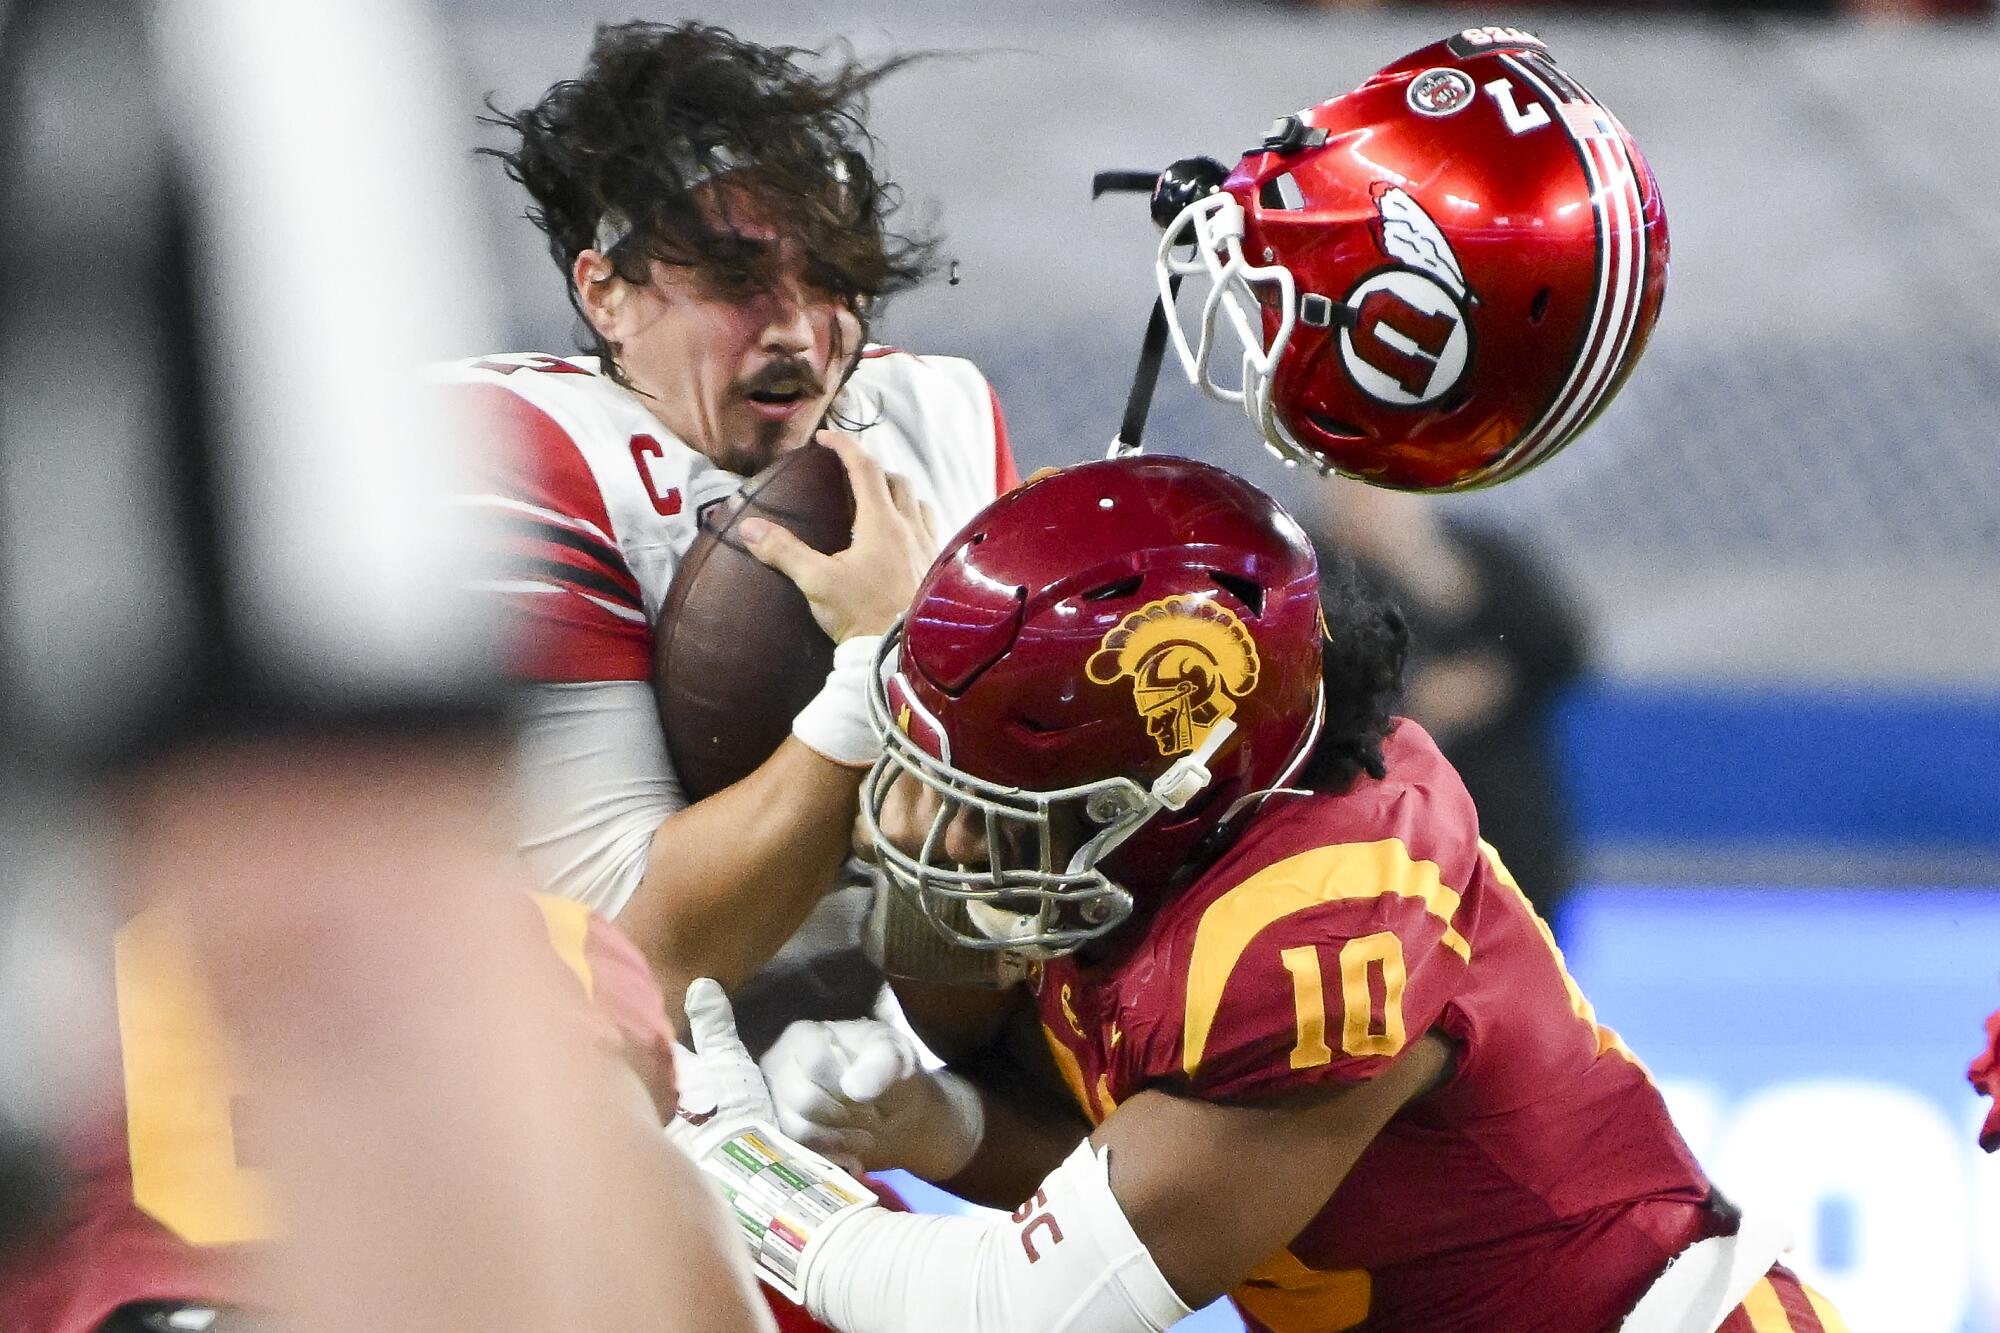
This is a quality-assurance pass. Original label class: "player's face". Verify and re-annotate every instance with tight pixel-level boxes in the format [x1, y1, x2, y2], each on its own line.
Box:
[606, 230, 862, 476]
[871, 770, 1089, 873]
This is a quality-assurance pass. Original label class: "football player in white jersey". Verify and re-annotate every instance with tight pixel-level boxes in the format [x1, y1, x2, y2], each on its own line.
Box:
[448, 24, 1018, 1021]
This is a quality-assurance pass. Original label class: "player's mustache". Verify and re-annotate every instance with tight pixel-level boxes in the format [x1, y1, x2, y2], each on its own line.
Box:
[736, 358, 825, 401]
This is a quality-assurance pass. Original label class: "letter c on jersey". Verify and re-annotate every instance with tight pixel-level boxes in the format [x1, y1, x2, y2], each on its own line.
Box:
[629, 434, 683, 517]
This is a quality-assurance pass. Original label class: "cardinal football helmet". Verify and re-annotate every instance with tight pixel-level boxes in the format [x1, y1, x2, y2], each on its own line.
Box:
[1153, 27, 1667, 490]
[863, 457, 1325, 958]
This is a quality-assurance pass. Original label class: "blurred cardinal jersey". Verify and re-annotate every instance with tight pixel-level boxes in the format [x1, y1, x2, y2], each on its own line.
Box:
[1972, 1008, 2000, 1152]
[436, 349, 1016, 916]
[0, 894, 678, 1333]
[1034, 721, 1727, 1333]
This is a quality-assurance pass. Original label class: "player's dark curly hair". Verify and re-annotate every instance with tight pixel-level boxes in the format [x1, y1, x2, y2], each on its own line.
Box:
[1300, 547, 1409, 794]
[480, 21, 937, 382]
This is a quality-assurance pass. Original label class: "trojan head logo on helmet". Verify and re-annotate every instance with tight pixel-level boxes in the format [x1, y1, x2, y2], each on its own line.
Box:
[1086, 596, 1262, 758]
[861, 457, 1325, 959]
[1150, 29, 1668, 491]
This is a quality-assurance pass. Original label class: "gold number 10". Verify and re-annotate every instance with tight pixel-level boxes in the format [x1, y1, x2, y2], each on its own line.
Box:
[1281, 932, 1409, 1068]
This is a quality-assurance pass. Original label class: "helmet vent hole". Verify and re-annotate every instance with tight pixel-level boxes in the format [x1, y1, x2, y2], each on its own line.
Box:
[1530, 287, 1552, 324]
[1258, 172, 1305, 211]
[1208, 571, 1264, 617]
[1082, 575, 1143, 603]
[1305, 411, 1366, 440]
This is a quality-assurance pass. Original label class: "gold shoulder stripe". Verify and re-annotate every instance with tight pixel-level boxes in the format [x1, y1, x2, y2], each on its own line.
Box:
[532, 892, 595, 1000]
[1183, 839, 1471, 1077]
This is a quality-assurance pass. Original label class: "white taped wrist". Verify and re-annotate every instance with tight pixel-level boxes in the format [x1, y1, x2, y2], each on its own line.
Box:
[671, 1118, 876, 1304]
[793, 634, 883, 767]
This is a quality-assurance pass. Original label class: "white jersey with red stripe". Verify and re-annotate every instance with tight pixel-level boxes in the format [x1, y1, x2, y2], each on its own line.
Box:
[442, 347, 1016, 916]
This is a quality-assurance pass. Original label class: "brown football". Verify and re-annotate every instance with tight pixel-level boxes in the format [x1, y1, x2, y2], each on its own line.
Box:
[654, 442, 855, 802]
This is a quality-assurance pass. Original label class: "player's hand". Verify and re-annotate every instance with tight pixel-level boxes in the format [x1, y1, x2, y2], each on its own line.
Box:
[668, 979, 777, 1157]
[760, 1018, 985, 1180]
[859, 768, 988, 867]
[740, 430, 937, 643]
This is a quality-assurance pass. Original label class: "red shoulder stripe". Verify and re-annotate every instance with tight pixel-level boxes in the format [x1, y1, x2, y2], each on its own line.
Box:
[463, 383, 627, 560]
[458, 383, 650, 682]
[989, 384, 1020, 494]
[493, 515, 642, 611]
[496, 590, 650, 683]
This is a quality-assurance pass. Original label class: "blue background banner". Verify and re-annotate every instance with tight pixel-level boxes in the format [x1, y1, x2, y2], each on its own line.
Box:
[1566, 884, 2000, 1333]
[1558, 687, 2000, 850]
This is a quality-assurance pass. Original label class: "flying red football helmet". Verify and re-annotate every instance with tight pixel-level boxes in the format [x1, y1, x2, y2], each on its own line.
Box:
[862, 456, 1325, 957]
[1153, 26, 1668, 490]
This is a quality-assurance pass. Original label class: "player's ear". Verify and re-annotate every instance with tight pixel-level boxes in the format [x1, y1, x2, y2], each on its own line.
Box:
[572, 248, 629, 340]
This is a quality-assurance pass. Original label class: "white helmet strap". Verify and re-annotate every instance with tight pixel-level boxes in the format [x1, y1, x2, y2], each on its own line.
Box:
[1150, 717, 1236, 812]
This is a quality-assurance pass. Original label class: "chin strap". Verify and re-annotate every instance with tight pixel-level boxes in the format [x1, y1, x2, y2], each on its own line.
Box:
[1149, 718, 1236, 811]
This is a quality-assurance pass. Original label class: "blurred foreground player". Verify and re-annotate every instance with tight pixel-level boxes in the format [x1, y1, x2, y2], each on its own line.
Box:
[0, 0, 766, 1329]
[676, 459, 1852, 1333]
[0, 892, 766, 1333]
[1121, 28, 1666, 491]
[458, 21, 1014, 1014]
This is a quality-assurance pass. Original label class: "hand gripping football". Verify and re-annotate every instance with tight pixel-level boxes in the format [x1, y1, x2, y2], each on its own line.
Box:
[654, 442, 856, 802]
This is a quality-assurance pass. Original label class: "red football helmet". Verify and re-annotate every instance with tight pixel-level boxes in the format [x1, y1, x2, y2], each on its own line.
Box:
[1153, 26, 1668, 490]
[862, 456, 1325, 958]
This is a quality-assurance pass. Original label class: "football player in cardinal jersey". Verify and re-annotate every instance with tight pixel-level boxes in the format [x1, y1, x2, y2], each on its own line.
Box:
[451, 22, 1016, 1012]
[663, 457, 1854, 1333]
[1125, 28, 1667, 491]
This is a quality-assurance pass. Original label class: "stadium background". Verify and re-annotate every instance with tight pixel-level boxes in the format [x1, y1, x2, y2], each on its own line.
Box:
[445, 3, 1999, 1328]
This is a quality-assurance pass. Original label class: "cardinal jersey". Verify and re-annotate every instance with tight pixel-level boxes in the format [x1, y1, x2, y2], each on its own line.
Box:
[440, 349, 1016, 916]
[1033, 721, 1837, 1332]
[0, 895, 676, 1333]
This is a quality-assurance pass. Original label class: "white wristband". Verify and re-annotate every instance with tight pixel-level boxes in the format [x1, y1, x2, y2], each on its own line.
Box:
[674, 1117, 877, 1305]
[793, 634, 883, 767]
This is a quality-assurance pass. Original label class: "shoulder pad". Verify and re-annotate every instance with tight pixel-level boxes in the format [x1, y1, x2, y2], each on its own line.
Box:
[1177, 838, 1471, 1101]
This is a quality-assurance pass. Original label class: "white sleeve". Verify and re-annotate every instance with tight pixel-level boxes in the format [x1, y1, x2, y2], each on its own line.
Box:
[804, 1142, 1193, 1333]
[511, 680, 682, 919]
